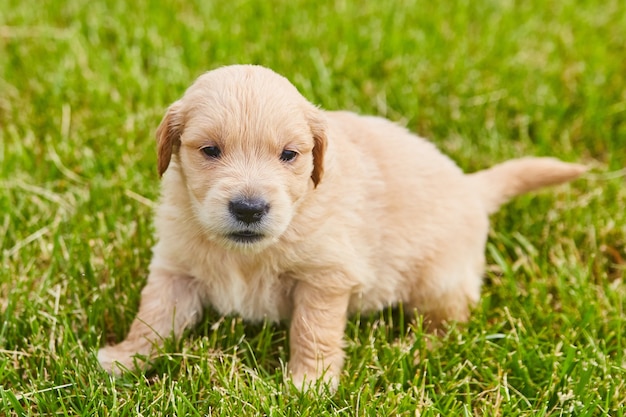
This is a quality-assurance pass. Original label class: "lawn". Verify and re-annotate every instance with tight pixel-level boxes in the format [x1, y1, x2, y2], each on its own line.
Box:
[1, 0, 625, 415]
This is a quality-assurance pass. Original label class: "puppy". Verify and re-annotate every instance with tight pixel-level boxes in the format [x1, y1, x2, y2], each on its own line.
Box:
[98, 65, 585, 390]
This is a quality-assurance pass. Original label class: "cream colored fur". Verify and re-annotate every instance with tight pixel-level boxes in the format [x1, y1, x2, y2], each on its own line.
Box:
[98, 65, 586, 390]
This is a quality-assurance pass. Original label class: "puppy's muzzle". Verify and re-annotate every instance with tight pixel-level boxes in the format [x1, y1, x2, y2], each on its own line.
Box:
[229, 197, 270, 224]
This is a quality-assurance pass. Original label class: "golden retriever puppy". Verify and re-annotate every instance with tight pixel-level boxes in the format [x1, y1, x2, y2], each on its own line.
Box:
[98, 65, 585, 390]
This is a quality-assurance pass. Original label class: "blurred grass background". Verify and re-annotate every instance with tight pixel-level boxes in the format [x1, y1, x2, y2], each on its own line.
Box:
[0, 0, 624, 415]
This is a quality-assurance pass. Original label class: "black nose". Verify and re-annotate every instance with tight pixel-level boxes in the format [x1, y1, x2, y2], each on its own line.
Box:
[229, 198, 270, 224]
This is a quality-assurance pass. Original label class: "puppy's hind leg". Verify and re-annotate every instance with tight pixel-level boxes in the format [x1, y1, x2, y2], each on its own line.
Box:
[407, 255, 485, 334]
[98, 268, 205, 375]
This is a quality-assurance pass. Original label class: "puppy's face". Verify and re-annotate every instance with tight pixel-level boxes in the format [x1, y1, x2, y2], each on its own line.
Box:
[156, 66, 326, 251]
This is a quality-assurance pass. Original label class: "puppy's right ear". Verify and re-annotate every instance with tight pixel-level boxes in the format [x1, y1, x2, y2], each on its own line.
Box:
[156, 101, 183, 177]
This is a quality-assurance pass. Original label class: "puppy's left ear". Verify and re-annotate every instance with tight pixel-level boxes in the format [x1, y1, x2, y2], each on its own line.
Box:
[156, 101, 183, 177]
[307, 108, 327, 188]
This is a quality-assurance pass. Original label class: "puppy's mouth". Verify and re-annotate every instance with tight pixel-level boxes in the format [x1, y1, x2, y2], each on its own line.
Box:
[227, 230, 265, 243]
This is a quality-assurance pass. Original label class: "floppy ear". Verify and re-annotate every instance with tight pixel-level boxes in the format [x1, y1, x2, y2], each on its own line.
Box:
[156, 101, 183, 177]
[307, 109, 327, 188]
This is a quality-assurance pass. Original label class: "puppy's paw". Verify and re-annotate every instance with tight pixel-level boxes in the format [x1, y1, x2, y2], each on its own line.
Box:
[289, 363, 339, 394]
[97, 345, 145, 376]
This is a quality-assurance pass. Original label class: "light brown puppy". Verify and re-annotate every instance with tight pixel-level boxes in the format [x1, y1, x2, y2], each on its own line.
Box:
[98, 65, 585, 390]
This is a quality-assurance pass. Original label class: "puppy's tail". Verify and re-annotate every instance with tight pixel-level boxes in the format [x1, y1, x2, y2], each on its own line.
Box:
[467, 157, 586, 215]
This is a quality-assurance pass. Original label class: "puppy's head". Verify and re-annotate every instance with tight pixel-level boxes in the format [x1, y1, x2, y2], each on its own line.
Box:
[156, 65, 327, 251]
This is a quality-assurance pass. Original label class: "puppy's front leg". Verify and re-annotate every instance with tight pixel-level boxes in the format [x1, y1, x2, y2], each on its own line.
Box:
[98, 268, 204, 375]
[288, 280, 350, 391]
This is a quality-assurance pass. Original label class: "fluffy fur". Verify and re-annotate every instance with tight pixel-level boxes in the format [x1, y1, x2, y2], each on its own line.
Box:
[98, 65, 585, 390]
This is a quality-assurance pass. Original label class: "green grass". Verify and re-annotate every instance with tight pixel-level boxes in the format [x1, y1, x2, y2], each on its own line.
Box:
[1, 0, 625, 415]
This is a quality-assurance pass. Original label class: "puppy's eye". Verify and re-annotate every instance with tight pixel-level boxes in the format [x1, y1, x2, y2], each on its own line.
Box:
[280, 149, 298, 162]
[201, 146, 222, 159]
